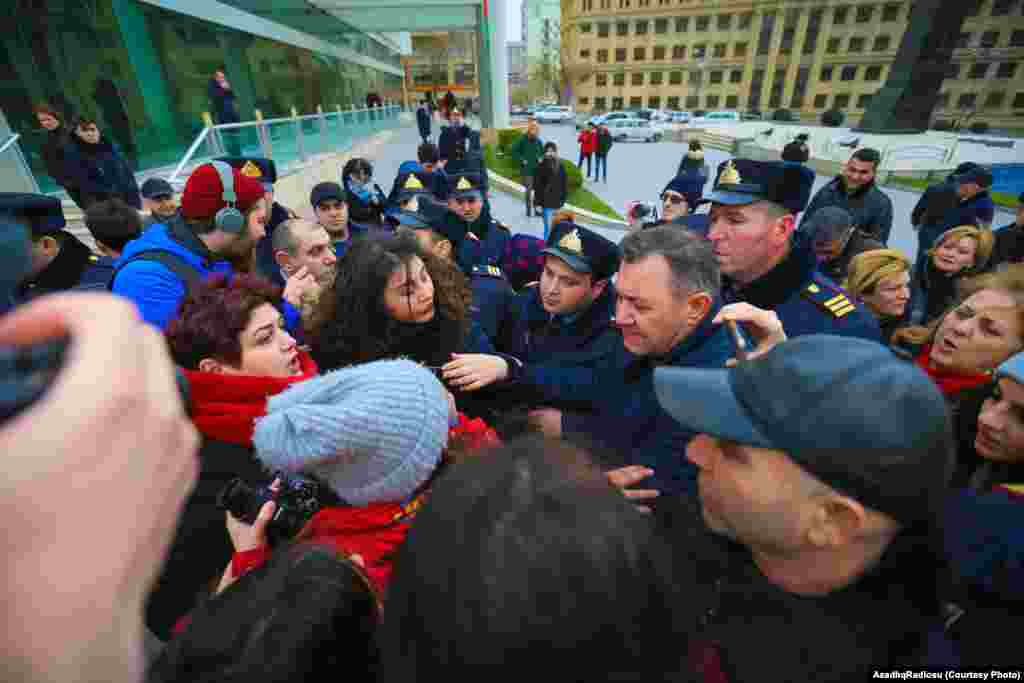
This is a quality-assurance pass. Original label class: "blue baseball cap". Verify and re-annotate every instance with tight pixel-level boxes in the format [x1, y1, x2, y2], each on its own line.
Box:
[310, 182, 345, 208]
[705, 159, 815, 215]
[140, 177, 174, 200]
[653, 335, 954, 526]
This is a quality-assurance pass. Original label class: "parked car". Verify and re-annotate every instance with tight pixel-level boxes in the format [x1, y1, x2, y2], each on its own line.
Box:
[670, 111, 693, 124]
[535, 105, 575, 124]
[693, 111, 741, 125]
[606, 118, 663, 142]
[588, 110, 632, 127]
[511, 106, 530, 116]
[742, 110, 763, 121]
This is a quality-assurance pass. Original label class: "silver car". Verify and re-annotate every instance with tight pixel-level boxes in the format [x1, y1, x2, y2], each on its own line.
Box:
[605, 118, 663, 142]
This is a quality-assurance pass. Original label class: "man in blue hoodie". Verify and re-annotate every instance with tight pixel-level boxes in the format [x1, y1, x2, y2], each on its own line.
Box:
[111, 161, 307, 331]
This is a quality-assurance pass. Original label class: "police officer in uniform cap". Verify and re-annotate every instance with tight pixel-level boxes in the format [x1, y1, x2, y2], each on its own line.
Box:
[0, 193, 99, 305]
[401, 208, 517, 343]
[704, 159, 880, 341]
[441, 172, 512, 273]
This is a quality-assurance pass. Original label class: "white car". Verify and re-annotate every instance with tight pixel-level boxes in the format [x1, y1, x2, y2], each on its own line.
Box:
[587, 110, 633, 127]
[670, 111, 693, 124]
[693, 111, 741, 125]
[534, 106, 574, 124]
[606, 118, 663, 142]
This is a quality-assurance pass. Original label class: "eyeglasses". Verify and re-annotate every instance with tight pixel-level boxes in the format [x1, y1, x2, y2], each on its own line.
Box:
[660, 193, 686, 205]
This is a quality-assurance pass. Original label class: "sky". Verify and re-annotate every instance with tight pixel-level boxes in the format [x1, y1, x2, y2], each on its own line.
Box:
[506, 0, 523, 42]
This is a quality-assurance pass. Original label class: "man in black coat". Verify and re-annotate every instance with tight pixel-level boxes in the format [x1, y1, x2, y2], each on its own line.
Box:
[533, 142, 568, 240]
[990, 192, 1024, 269]
[416, 100, 432, 143]
[438, 108, 472, 164]
[62, 117, 141, 209]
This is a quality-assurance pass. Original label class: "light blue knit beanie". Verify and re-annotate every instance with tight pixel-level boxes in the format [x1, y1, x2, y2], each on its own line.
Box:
[253, 359, 450, 506]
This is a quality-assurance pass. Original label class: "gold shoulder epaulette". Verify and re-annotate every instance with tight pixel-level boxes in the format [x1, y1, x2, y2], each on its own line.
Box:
[801, 281, 856, 319]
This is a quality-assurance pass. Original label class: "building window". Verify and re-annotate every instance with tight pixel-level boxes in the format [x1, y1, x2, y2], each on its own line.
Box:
[597, 49, 609, 63]
[653, 46, 666, 60]
[873, 35, 891, 51]
[1013, 92, 1024, 108]
[649, 96, 661, 108]
[650, 71, 664, 84]
[596, 73, 608, 86]
[791, 66, 809, 108]
[707, 94, 720, 107]
[615, 48, 627, 62]
[882, 2, 901, 21]
[769, 67, 786, 108]
[856, 4, 875, 22]
[595, 96, 607, 110]
[834, 93, 852, 108]
[820, 66, 834, 81]
[735, 42, 748, 57]
[726, 95, 739, 108]
[992, 0, 1015, 15]
[693, 44, 707, 59]
[655, 18, 668, 33]
[612, 96, 623, 109]
[579, 96, 590, 105]
[672, 45, 686, 59]
[834, 5, 850, 24]
[632, 72, 644, 85]
[958, 92, 977, 108]
[849, 37, 866, 52]
[613, 73, 625, 85]
[841, 65, 858, 81]
[634, 47, 646, 60]
[630, 96, 643, 108]
[980, 31, 1000, 48]
[739, 12, 753, 29]
[669, 70, 683, 84]
[998, 62, 1018, 78]
[947, 63, 960, 79]
[676, 17, 689, 32]
[635, 20, 648, 34]
[730, 69, 743, 83]
[814, 94, 829, 108]
[598, 22, 610, 37]
[986, 91, 1006, 109]
[827, 38, 841, 53]
[580, 49, 591, 58]
[696, 15, 710, 31]
[749, 68, 765, 109]
[970, 63, 990, 79]
[804, 8, 823, 54]
[956, 33, 972, 49]
[686, 95, 700, 108]
[715, 14, 731, 30]
[1012, 30, 1024, 47]
[709, 70, 723, 84]
[711, 43, 726, 58]
[757, 12, 776, 55]
[617, 22, 629, 36]
[857, 93, 873, 108]
[865, 65, 883, 80]
[690, 70, 702, 85]
[667, 96, 680, 109]
[780, 29, 796, 54]
[580, 22, 592, 32]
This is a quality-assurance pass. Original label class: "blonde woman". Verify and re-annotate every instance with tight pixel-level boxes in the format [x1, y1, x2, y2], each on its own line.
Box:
[844, 248, 913, 344]
[914, 224, 994, 323]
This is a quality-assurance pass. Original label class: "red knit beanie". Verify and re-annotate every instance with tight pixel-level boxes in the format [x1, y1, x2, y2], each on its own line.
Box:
[181, 163, 266, 220]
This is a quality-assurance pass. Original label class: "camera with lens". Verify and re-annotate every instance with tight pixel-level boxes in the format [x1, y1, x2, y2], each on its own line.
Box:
[217, 472, 322, 546]
[628, 201, 659, 224]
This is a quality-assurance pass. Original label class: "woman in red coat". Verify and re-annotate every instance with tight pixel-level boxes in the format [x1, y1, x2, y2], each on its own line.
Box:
[577, 122, 598, 180]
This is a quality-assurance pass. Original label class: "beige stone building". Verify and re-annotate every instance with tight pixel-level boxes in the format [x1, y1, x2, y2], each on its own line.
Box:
[562, 0, 1024, 129]
[403, 32, 480, 104]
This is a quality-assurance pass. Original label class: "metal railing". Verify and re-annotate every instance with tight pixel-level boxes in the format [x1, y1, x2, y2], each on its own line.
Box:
[168, 104, 405, 185]
[0, 133, 21, 156]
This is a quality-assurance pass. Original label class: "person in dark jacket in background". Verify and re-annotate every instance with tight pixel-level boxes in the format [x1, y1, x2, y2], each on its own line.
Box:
[533, 142, 568, 240]
[416, 99, 432, 143]
[804, 205, 883, 282]
[207, 67, 242, 156]
[802, 148, 894, 244]
[911, 162, 980, 231]
[594, 123, 613, 183]
[781, 133, 810, 164]
[149, 274, 318, 640]
[62, 116, 141, 209]
[438, 108, 471, 164]
[843, 248, 913, 345]
[33, 102, 80, 208]
[511, 120, 544, 216]
[990, 192, 1024, 269]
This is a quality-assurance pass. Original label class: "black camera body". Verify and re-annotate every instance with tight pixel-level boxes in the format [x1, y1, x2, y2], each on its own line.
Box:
[217, 472, 322, 546]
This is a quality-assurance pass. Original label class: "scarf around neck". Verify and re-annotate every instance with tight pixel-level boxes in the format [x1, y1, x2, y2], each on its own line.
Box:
[915, 344, 993, 397]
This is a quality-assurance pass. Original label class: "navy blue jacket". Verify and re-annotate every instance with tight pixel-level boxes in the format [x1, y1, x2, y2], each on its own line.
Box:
[15, 233, 97, 302]
[468, 264, 517, 342]
[62, 137, 141, 208]
[990, 221, 1024, 269]
[446, 202, 511, 272]
[562, 300, 734, 497]
[416, 106, 432, 137]
[75, 254, 118, 291]
[438, 124, 471, 162]
[723, 238, 882, 342]
[803, 177, 894, 244]
[497, 282, 621, 410]
[207, 79, 240, 124]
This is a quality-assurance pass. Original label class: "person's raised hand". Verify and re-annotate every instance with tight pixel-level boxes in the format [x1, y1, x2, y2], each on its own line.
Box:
[713, 302, 787, 367]
[226, 500, 276, 553]
[606, 465, 659, 514]
[282, 265, 317, 309]
[442, 353, 509, 391]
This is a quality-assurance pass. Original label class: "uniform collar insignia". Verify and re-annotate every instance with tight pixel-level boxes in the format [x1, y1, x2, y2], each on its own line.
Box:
[240, 160, 263, 179]
[719, 160, 741, 185]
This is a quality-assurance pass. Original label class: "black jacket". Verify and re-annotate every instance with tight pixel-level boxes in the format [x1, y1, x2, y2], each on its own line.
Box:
[62, 136, 141, 208]
[15, 232, 96, 303]
[438, 124, 471, 162]
[990, 221, 1024, 270]
[912, 178, 960, 229]
[41, 126, 72, 187]
[533, 158, 568, 210]
[803, 177, 894, 244]
[915, 260, 968, 324]
[818, 229, 884, 283]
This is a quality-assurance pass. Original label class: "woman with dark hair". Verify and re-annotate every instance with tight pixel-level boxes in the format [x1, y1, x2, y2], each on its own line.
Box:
[147, 274, 318, 640]
[61, 115, 141, 209]
[380, 438, 698, 682]
[309, 232, 490, 371]
[148, 543, 380, 683]
[33, 102, 80, 206]
[342, 157, 387, 230]
[914, 224, 994, 323]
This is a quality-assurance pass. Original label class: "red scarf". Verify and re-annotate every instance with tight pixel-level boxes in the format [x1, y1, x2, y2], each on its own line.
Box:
[183, 352, 318, 446]
[915, 344, 993, 397]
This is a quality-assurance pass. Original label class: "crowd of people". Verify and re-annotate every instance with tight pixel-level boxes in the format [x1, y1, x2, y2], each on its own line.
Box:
[2, 107, 1024, 683]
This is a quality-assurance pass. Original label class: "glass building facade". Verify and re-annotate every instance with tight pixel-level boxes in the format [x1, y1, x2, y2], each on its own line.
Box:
[0, 0, 404, 192]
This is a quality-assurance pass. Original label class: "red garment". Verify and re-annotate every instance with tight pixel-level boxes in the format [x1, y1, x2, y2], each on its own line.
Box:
[578, 129, 597, 154]
[914, 345, 993, 397]
[449, 413, 501, 451]
[183, 351, 318, 446]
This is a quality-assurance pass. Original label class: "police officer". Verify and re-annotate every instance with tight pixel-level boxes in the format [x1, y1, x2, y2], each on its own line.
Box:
[441, 172, 512, 273]
[0, 193, 98, 304]
[705, 159, 881, 341]
[443, 220, 623, 410]
[401, 209, 517, 343]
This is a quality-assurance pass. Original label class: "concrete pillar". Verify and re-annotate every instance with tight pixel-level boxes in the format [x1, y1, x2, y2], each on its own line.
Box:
[492, 0, 510, 128]
[477, 1, 510, 130]
[476, 7, 495, 127]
